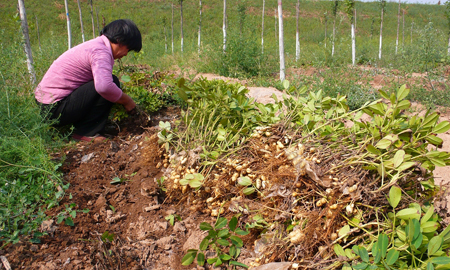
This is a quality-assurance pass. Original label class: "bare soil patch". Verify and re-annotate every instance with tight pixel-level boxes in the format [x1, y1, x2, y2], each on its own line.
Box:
[2, 71, 450, 269]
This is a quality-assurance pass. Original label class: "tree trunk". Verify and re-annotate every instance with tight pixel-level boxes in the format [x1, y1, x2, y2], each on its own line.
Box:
[296, 0, 300, 61]
[278, 0, 285, 82]
[261, 0, 265, 54]
[351, 23, 355, 66]
[274, 8, 277, 54]
[396, 0, 400, 54]
[89, 0, 95, 38]
[171, 3, 174, 54]
[77, 0, 85, 42]
[64, 0, 72, 49]
[198, 0, 202, 54]
[332, 14, 336, 57]
[324, 14, 327, 48]
[180, 0, 184, 53]
[36, 15, 41, 51]
[379, 7, 384, 59]
[18, 0, 36, 84]
[402, 9, 405, 48]
[223, 0, 227, 52]
[164, 20, 168, 53]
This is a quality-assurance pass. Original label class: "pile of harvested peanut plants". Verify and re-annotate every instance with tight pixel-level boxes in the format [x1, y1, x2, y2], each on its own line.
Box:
[155, 81, 450, 269]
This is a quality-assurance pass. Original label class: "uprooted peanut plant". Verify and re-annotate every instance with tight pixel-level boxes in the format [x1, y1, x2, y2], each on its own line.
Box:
[152, 78, 450, 269]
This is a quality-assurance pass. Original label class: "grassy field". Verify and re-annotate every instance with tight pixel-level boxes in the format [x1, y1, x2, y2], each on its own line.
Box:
[1, 0, 450, 247]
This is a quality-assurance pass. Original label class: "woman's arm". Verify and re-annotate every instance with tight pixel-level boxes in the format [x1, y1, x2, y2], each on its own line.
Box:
[115, 92, 136, 111]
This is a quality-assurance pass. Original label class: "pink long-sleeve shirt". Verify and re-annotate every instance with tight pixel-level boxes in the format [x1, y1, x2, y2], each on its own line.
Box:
[35, 35, 122, 104]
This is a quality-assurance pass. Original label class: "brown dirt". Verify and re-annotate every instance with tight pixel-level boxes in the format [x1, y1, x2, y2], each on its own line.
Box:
[2, 70, 450, 270]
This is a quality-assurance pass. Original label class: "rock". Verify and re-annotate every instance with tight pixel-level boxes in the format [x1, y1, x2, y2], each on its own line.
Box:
[81, 153, 95, 163]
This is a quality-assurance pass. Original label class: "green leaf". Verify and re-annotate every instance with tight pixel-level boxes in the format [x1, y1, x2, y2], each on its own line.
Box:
[433, 121, 450, 134]
[422, 113, 439, 129]
[235, 228, 249, 235]
[230, 245, 237, 257]
[378, 234, 389, 258]
[65, 217, 74, 226]
[229, 216, 238, 232]
[393, 150, 405, 168]
[388, 186, 402, 208]
[396, 161, 416, 172]
[230, 261, 249, 268]
[200, 237, 210, 250]
[422, 221, 439, 233]
[121, 75, 131, 82]
[217, 238, 230, 246]
[207, 257, 217, 264]
[426, 135, 443, 147]
[353, 262, 369, 269]
[333, 244, 346, 257]
[432, 257, 450, 264]
[421, 206, 435, 225]
[215, 217, 228, 229]
[219, 253, 232, 261]
[197, 252, 205, 266]
[427, 262, 435, 270]
[379, 89, 390, 100]
[353, 246, 369, 262]
[217, 229, 230, 238]
[237, 177, 252, 186]
[396, 208, 420, 220]
[243, 187, 256, 195]
[366, 144, 381, 155]
[386, 249, 400, 266]
[189, 179, 203, 188]
[230, 235, 244, 248]
[428, 236, 443, 256]
[397, 100, 411, 110]
[397, 84, 410, 101]
[376, 139, 392, 149]
[181, 250, 197, 265]
[200, 222, 213, 231]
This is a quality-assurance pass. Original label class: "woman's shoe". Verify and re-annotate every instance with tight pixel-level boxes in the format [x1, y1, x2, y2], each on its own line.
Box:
[72, 133, 108, 143]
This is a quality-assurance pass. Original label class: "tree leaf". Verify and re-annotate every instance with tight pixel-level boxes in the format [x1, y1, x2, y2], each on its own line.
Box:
[388, 186, 402, 208]
[181, 250, 197, 265]
[428, 236, 443, 257]
[385, 249, 400, 265]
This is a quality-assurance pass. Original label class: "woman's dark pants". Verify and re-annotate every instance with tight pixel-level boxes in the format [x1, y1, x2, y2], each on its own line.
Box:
[38, 75, 119, 136]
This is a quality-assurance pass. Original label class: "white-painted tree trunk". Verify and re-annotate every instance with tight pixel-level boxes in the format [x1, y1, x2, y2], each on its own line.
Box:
[402, 9, 405, 48]
[278, 0, 285, 82]
[198, 0, 202, 54]
[171, 4, 174, 54]
[351, 23, 355, 66]
[295, 0, 300, 61]
[164, 22, 168, 53]
[223, 0, 227, 52]
[261, 0, 265, 54]
[324, 14, 327, 48]
[180, 0, 184, 53]
[89, 0, 95, 38]
[77, 0, 85, 42]
[378, 7, 384, 59]
[395, 0, 400, 54]
[64, 0, 72, 49]
[332, 15, 336, 57]
[18, 0, 36, 84]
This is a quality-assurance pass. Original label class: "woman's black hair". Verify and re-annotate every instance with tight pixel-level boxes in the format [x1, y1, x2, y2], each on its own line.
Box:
[100, 19, 142, 52]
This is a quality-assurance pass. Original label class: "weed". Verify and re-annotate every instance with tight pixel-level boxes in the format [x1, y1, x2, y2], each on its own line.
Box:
[56, 203, 90, 227]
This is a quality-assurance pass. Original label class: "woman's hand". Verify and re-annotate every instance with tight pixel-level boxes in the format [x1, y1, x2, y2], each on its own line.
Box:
[116, 92, 136, 112]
